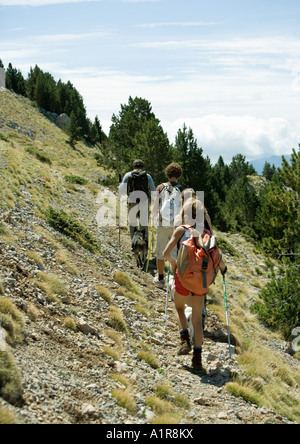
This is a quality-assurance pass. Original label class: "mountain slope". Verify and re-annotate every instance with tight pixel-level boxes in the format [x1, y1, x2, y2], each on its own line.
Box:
[250, 154, 292, 175]
[0, 90, 299, 424]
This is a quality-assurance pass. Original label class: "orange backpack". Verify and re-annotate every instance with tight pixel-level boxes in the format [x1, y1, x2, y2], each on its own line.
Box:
[177, 227, 222, 296]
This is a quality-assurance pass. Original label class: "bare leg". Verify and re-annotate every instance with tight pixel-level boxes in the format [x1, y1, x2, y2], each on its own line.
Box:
[157, 259, 165, 277]
[191, 296, 205, 349]
[174, 291, 189, 331]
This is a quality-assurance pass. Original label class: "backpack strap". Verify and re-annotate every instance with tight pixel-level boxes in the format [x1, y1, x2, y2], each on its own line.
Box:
[202, 256, 209, 289]
[177, 225, 194, 253]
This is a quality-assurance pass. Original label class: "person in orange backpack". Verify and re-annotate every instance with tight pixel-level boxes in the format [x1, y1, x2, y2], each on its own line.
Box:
[164, 199, 227, 371]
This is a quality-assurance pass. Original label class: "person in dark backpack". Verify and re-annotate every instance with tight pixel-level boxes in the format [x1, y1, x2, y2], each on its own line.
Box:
[152, 163, 184, 288]
[119, 159, 155, 245]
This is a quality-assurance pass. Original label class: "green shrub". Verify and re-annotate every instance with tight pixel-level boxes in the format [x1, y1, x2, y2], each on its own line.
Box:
[217, 237, 240, 257]
[64, 175, 88, 185]
[0, 133, 9, 142]
[44, 207, 100, 254]
[25, 146, 52, 164]
[251, 265, 300, 340]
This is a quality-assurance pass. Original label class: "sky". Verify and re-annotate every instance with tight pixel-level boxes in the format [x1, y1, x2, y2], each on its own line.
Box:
[0, 0, 300, 163]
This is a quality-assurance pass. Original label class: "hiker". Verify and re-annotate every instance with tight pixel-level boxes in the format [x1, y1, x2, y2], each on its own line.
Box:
[163, 199, 227, 371]
[119, 159, 155, 246]
[152, 163, 185, 288]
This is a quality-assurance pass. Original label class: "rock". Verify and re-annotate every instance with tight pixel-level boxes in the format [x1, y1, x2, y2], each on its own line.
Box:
[81, 403, 96, 416]
[77, 318, 98, 336]
[149, 336, 163, 345]
[218, 412, 228, 420]
[206, 352, 218, 362]
[0, 327, 7, 351]
[145, 408, 155, 421]
[194, 397, 211, 406]
[55, 113, 70, 129]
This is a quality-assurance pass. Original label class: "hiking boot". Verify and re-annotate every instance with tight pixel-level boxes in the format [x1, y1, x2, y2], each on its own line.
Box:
[192, 350, 203, 371]
[178, 330, 192, 356]
[153, 276, 165, 289]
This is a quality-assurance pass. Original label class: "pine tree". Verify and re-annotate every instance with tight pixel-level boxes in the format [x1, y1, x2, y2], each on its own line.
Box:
[229, 154, 257, 181]
[26, 65, 42, 100]
[253, 148, 300, 339]
[105, 96, 171, 181]
[68, 111, 82, 146]
[252, 265, 300, 340]
[93, 116, 102, 144]
[256, 148, 299, 258]
[133, 118, 172, 184]
[174, 124, 208, 190]
[173, 124, 218, 215]
[262, 161, 277, 181]
[212, 156, 232, 201]
[5, 63, 26, 95]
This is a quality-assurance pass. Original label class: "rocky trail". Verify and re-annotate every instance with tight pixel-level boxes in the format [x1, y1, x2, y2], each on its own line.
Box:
[0, 181, 295, 424]
[0, 90, 298, 424]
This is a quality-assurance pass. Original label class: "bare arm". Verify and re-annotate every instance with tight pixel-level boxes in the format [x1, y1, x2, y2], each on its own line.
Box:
[163, 227, 185, 273]
[205, 209, 213, 234]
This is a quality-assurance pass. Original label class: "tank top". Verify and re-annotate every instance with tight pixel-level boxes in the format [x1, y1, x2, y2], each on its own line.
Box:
[177, 226, 193, 252]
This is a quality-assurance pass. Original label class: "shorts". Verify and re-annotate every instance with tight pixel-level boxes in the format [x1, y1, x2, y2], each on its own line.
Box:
[174, 272, 204, 297]
[156, 226, 177, 260]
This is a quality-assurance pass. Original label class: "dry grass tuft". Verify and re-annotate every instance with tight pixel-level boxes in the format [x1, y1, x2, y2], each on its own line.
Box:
[108, 306, 128, 333]
[0, 298, 24, 345]
[138, 350, 160, 369]
[64, 317, 77, 332]
[0, 406, 18, 424]
[35, 272, 67, 303]
[96, 285, 112, 304]
[112, 388, 137, 414]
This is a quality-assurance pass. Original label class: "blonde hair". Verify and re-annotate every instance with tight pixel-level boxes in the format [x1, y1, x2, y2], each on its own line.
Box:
[181, 199, 205, 226]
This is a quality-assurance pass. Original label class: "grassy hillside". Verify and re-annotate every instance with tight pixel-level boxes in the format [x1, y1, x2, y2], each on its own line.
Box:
[0, 90, 106, 213]
[0, 90, 299, 424]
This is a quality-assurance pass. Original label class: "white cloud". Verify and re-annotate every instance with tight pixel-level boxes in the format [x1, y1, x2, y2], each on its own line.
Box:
[0, 0, 100, 6]
[54, 68, 299, 163]
[37, 29, 111, 41]
[2, 24, 298, 163]
[164, 115, 298, 163]
[133, 36, 300, 57]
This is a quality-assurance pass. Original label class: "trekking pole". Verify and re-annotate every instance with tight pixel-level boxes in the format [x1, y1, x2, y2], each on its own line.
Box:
[145, 218, 154, 274]
[222, 275, 232, 358]
[146, 220, 154, 274]
[118, 174, 122, 244]
[163, 262, 171, 321]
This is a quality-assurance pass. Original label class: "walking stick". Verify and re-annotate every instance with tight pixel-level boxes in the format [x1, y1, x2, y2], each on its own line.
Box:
[145, 218, 154, 274]
[118, 174, 122, 244]
[163, 262, 171, 321]
[222, 275, 232, 358]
